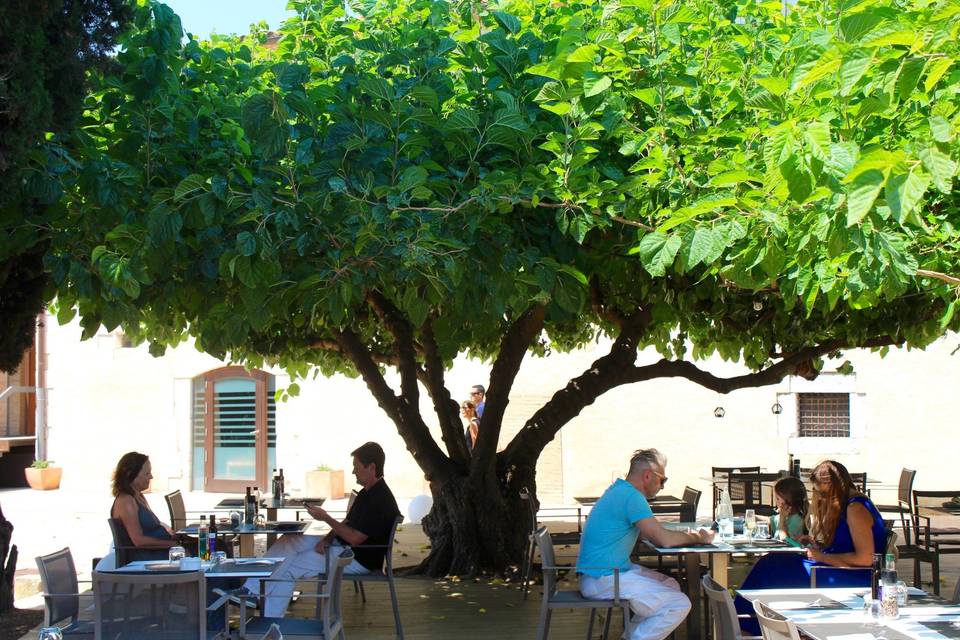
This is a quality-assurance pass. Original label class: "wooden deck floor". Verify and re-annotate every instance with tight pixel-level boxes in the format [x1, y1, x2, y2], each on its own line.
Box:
[291, 572, 645, 640]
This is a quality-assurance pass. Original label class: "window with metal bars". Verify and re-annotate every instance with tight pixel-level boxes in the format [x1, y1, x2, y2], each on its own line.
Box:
[797, 393, 850, 437]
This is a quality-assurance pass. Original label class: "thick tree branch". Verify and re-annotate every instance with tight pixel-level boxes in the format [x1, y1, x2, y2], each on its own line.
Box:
[309, 338, 403, 368]
[334, 328, 447, 480]
[367, 290, 420, 405]
[473, 304, 547, 471]
[503, 327, 902, 471]
[421, 318, 471, 466]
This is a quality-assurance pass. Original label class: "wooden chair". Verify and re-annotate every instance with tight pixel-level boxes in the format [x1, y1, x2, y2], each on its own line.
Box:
[521, 488, 580, 601]
[701, 574, 761, 640]
[35, 547, 94, 637]
[243, 548, 353, 639]
[753, 600, 801, 640]
[533, 527, 631, 640]
[93, 569, 209, 639]
[874, 468, 916, 516]
[679, 486, 702, 522]
[952, 575, 960, 604]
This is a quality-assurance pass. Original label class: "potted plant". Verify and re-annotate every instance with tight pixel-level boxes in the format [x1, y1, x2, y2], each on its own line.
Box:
[25, 460, 62, 490]
[305, 464, 344, 500]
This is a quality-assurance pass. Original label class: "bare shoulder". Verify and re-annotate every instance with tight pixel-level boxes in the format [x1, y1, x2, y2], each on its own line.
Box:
[846, 500, 873, 523]
[112, 493, 137, 517]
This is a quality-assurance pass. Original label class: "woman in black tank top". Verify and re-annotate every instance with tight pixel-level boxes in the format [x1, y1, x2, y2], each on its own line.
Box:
[110, 452, 177, 562]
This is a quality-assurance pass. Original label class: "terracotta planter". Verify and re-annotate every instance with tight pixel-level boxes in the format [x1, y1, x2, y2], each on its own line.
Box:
[305, 469, 344, 500]
[25, 466, 62, 490]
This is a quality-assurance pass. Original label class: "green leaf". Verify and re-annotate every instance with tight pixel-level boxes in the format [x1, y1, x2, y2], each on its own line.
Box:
[929, 116, 954, 143]
[846, 169, 885, 226]
[756, 77, 788, 96]
[839, 13, 884, 42]
[803, 121, 831, 161]
[940, 301, 956, 330]
[359, 77, 394, 101]
[236, 231, 257, 257]
[567, 44, 599, 63]
[924, 57, 954, 93]
[885, 168, 930, 225]
[687, 227, 724, 267]
[583, 73, 612, 97]
[448, 108, 479, 130]
[825, 142, 860, 178]
[407, 85, 439, 110]
[918, 147, 957, 194]
[896, 57, 926, 100]
[398, 166, 428, 192]
[241, 93, 287, 157]
[174, 174, 207, 201]
[839, 51, 872, 96]
[492, 11, 521, 34]
[632, 233, 682, 277]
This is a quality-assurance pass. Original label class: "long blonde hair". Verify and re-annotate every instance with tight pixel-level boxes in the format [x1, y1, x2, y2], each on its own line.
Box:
[808, 460, 860, 546]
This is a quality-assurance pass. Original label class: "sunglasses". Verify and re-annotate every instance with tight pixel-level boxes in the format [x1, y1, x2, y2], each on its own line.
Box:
[470, 391, 482, 396]
[651, 469, 668, 487]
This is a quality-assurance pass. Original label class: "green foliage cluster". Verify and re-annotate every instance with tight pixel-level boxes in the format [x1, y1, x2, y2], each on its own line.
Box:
[37, 0, 960, 381]
[0, 0, 131, 372]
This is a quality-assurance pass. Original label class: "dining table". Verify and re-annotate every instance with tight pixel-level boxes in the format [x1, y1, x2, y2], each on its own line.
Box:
[214, 496, 326, 547]
[178, 520, 312, 557]
[575, 494, 687, 514]
[640, 522, 805, 639]
[738, 586, 960, 639]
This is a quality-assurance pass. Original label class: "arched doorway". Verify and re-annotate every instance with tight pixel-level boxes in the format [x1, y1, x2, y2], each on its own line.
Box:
[191, 367, 276, 492]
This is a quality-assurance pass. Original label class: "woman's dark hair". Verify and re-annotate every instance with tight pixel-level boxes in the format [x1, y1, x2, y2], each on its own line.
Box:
[112, 451, 148, 498]
[351, 442, 386, 479]
[461, 400, 476, 411]
[809, 459, 859, 546]
[774, 476, 808, 535]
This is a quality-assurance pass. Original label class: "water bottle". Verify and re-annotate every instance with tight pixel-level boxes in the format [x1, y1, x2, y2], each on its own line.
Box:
[717, 488, 734, 538]
[198, 515, 209, 561]
[881, 553, 899, 619]
[38, 628, 63, 640]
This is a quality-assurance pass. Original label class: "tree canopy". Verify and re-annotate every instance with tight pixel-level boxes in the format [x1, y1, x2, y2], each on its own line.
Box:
[31, 0, 960, 573]
[0, 0, 131, 372]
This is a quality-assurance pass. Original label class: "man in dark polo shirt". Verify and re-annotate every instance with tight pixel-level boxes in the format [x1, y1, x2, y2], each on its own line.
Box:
[243, 441, 401, 617]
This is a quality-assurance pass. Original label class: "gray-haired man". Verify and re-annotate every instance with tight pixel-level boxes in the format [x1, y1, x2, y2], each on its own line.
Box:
[576, 449, 714, 640]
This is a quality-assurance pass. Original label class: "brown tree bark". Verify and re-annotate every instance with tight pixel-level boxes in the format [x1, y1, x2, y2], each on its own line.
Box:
[0, 502, 17, 614]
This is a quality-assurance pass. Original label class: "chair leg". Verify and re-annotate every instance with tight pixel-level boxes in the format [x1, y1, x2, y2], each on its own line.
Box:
[387, 578, 404, 639]
[536, 607, 552, 640]
[932, 555, 940, 596]
[358, 580, 367, 603]
[601, 607, 613, 640]
[913, 557, 921, 588]
[586, 609, 596, 639]
[522, 539, 535, 601]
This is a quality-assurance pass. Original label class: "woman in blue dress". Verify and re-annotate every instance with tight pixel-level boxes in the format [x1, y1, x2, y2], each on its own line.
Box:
[110, 451, 180, 562]
[736, 460, 886, 633]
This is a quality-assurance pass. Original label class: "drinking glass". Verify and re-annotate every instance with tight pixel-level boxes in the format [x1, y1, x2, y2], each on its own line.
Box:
[213, 551, 227, 565]
[168, 546, 186, 563]
[744, 509, 757, 537]
[229, 511, 241, 528]
[38, 628, 63, 640]
[255, 513, 267, 529]
[754, 522, 769, 539]
[895, 580, 908, 607]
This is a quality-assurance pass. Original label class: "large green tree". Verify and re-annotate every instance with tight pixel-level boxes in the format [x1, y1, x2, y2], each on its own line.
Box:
[0, 0, 131, 372]
[34, 0, 959, 575]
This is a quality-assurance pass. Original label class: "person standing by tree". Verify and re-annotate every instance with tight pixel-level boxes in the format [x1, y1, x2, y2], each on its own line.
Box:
[577, 449, 714, 640]
[469, 385, 486, 419]
[461, 400, 480, 452]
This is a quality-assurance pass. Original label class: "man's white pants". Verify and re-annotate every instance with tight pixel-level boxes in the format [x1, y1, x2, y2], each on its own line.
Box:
[579, 564, 691, 640]
[242, 535, 369, 618]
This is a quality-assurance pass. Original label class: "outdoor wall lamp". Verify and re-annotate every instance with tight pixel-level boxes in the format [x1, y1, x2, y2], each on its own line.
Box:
[771, 402, 783, 415]
[714, 406, 726, 418]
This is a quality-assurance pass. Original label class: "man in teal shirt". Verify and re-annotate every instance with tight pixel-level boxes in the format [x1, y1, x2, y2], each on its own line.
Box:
[577, 449, 714, 640]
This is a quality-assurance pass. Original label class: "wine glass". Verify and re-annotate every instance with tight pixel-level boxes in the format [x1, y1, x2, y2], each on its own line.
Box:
[38, 628, 64, 640]
[744, 509, 757, 538]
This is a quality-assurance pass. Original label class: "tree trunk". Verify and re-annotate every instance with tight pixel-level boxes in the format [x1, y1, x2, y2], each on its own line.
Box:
[415, 461, 534, 577]
[0, 502, 17, 614]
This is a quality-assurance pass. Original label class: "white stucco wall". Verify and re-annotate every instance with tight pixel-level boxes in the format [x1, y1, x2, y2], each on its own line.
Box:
[41, 312, 958, 512]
